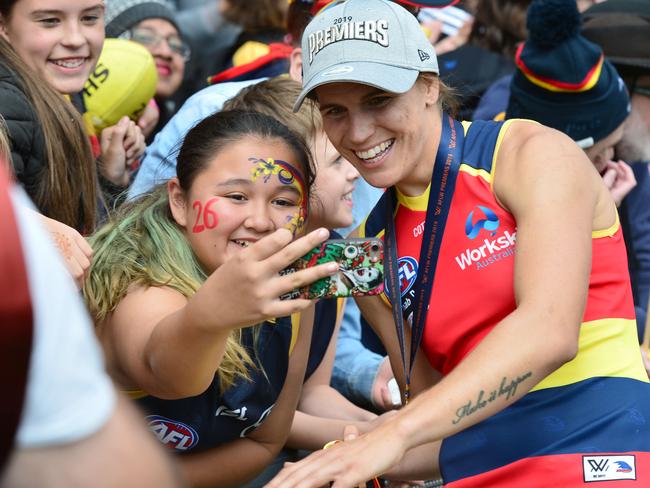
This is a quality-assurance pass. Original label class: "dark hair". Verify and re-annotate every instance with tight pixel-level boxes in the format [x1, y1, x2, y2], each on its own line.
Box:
[177, 109, 315, 195]
[222, 0, 287, 33]
[0, 13, 98, 231]
[469, 0, 531, 59]
[286, 0, 314, 46]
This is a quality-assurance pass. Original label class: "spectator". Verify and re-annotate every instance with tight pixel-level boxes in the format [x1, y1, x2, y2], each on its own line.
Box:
[506, 0, 635, 207]
[582, 0, 650, 347]
[105, 0, 191, 140]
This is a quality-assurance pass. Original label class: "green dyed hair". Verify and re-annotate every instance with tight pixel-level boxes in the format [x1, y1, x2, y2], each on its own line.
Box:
[84, 185, 254, 390]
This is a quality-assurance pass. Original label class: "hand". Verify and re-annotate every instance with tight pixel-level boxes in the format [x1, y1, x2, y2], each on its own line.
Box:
[38, 214, 93, 289]
[194, 228, 340, 331]
[371, 357, 401, 411]
[265, 417, 407, 488]
[422, 17, 473, 56]
[601, 160, 637, 206]
[137, 99, 160, 139]
[99, 116, 146, 186]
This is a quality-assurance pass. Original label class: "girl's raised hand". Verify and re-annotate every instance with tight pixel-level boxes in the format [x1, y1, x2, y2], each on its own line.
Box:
[192, 227, 339, 331]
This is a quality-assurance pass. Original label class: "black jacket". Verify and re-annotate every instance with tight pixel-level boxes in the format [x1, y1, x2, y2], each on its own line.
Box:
[0, 61, 48, 208]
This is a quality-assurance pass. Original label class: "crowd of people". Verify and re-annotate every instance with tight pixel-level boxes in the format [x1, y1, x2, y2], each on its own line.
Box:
[1, 0, 649, 487]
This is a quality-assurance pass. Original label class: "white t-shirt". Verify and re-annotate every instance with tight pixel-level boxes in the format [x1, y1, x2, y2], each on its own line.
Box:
[11, 188, 115, 448]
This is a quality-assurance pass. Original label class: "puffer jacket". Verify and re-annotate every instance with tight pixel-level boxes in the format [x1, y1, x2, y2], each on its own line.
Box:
[0, 61, 48, 208]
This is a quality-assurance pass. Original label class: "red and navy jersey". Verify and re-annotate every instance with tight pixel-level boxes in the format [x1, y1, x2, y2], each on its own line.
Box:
[133, 299, 336, 454]
[361, 119, 650, 486]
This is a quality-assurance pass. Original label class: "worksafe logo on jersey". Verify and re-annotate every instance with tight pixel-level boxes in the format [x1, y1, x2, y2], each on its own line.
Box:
[583, 455, 636, 482]
[308, 19, 389, 64]
[384, 256, 418, 300]
[465, 205, 499, 239]
[456, 206, 516, 271]
[146, 415, 199, 451]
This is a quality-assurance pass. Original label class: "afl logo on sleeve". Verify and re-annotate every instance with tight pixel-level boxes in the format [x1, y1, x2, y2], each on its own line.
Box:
[146, 415, 199, 451]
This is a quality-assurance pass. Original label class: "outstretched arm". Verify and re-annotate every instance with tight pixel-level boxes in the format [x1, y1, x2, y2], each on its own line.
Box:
[100, 228, 337, 399]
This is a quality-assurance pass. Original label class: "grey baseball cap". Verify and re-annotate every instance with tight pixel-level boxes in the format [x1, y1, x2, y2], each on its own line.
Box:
[294, 0, 439, 111]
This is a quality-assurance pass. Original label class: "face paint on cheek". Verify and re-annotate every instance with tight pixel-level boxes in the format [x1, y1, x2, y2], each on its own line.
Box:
[191, 197, 220, 233]
[249, 157, 308, 236]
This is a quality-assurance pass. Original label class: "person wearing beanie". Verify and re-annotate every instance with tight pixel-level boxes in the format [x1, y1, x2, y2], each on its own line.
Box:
[583, 0, 650, 366]
[506, 0, 635, 207]
[263, 0, 650, 486]
[105, 0, 190, 139]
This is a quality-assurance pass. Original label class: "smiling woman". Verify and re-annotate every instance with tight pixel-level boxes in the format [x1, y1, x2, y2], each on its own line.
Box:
[0, 0, 104, 94]
[265, 1, 650, 487]
[104, 0, 189, 138]
[0, 0, 103, 234]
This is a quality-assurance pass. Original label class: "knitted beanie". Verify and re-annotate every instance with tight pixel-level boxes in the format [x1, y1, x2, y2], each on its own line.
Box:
[104, 0, 180, 39]
[582, 0, 650, 76]
[506, 0, 630, 148]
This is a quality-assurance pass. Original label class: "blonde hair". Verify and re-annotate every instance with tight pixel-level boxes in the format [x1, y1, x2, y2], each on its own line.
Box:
[223, 76, 321, 141]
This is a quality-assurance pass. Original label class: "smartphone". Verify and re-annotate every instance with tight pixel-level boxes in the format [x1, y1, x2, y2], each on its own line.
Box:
[280, 238, 384, 299]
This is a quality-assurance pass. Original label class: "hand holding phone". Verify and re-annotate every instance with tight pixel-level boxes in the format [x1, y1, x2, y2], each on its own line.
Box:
[280, 238, 384, 299]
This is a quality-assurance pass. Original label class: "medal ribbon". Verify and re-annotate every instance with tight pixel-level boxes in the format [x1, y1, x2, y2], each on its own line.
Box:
[384, 113, 464, 403]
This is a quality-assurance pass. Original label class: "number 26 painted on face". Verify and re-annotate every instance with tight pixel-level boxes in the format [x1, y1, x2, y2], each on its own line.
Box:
[192, 198, 219, 233]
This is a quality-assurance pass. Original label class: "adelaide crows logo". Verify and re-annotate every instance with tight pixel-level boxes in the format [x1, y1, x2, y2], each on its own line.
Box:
[465, 205, 499, 239]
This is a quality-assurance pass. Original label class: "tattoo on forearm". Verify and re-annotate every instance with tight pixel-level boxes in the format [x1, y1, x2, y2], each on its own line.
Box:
[452, 371, 533, 425]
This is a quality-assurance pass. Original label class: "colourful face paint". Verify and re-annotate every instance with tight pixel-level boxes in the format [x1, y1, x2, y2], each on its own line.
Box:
[249, 157, 308, 235]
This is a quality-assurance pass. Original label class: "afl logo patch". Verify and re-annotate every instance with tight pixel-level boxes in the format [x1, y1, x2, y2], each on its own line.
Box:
[147, 415, 199, 451]
[385, 256, 418, 300]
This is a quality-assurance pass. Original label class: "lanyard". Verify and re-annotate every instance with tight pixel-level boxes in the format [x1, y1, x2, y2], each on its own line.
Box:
[384, 113, 464, 403]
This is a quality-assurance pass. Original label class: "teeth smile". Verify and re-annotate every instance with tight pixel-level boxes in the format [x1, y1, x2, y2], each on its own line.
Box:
[354, 139, 394, 161]
[233, 240, 250, 248]
[342, 192, 353, 201]
[52, 58, 85, 68]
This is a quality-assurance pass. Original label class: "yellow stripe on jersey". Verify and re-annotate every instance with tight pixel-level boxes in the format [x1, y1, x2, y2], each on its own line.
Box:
[396, 185, 430, 212]
[531, 318, 648, 392]
[592, 212, 620, 239]
[490, 119, 520, 193]
[125, 389, 149, 400]
[459, 164, 492, 183]
[290, 312, 301, 355]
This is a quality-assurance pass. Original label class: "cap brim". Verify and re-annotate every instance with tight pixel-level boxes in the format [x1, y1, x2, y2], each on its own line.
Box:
[294, 61, 420, 111]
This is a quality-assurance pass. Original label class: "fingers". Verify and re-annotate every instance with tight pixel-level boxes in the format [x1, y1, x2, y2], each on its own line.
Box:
[343, 424, 360, 441]
[250, 227, 329, 265]
[51, 230, 92, 289]
[272, 260, 338, 298]
[73, 231, 93, 260]
[101, 116, 129, 152]
[138, 99, 160, 138]
[124, 121, 145, 163]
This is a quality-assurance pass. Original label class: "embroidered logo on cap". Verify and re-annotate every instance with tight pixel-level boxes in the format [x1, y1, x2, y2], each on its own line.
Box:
[418, 49, 430, 62]
[308, 19, 389, 64]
